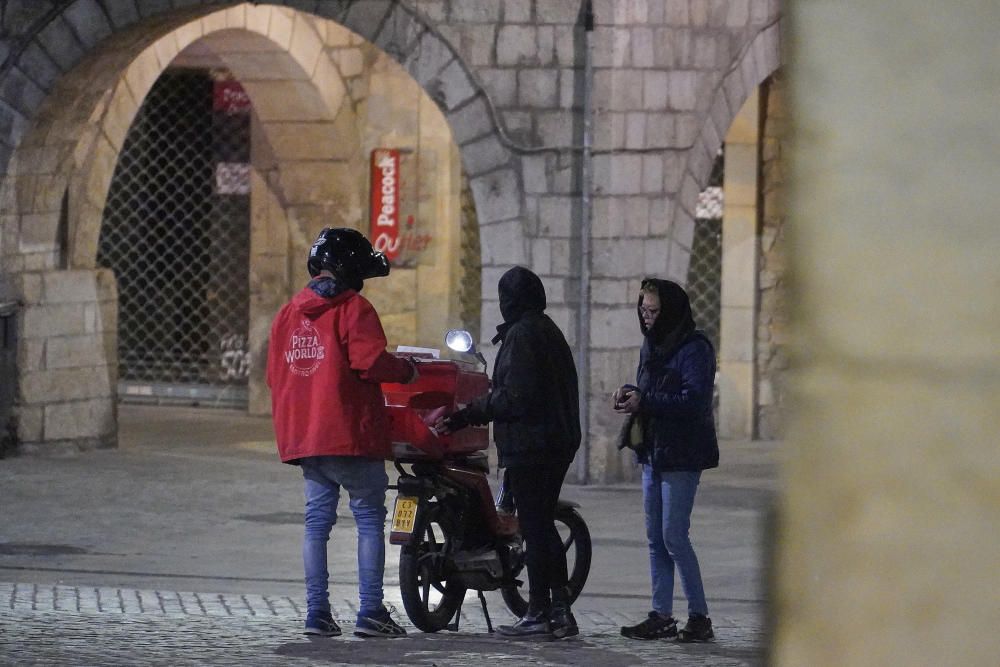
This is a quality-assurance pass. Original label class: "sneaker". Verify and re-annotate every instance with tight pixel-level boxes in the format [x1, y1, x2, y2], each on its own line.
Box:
[548, 602, 578, 639]
[497, 609, 551, 638]
[620, 611, 678, 640]
[354, 606, 407, 638]
[304, 610, 341, 637]
[676, 613, 714, 643]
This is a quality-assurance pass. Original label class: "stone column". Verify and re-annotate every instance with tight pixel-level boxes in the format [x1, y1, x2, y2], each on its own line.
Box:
[718, 90, 760, 439]
[13, 268, 117, 453]
[773, 2, 1000, 665]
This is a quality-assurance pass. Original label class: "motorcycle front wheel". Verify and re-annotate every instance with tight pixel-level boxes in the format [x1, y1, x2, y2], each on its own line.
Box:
[398, 501, 467, 632]
[500, 505, 592, 618]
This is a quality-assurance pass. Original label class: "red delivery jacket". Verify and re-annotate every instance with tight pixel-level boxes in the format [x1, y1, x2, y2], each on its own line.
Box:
[267, 284, 413, 463]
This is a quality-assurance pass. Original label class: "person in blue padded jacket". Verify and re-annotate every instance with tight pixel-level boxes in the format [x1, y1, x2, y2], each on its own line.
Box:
[614, 278, 719, 643]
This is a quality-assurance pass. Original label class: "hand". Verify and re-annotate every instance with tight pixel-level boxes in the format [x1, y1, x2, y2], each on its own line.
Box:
[433, 410, 469, 435]
[614, 389, 641, 414]
[612, 384, 638, 409]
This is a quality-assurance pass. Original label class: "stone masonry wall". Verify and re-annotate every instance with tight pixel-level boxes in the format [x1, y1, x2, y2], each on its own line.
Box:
[0, 1, 782, 479]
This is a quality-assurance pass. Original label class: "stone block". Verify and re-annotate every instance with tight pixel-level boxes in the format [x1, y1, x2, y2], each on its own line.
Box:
[243, 80, 328, 122]
[289, 13, 325, 75]
[623, 196, 651, 236]
[18, 213, 59, 254]
[456, 24, 496, 67]
[429, 58, 477, 112]
[592, 237, 646, 277]
[643, 70, 669, 109]
[536, 1, 581, 24]
[641, 154, 663, 194]
[608, 153, 644, 195]
[590, 278, 630, 306]
[451, 1, 501, 22]
[479, 69, 517, 107]
[666, 70, 699, 110]
[37, 17, 86, 71]
[642, 237, 671, 275]
[649, 196, 673, 235]
[44, 334, 106, 370]
[504, 0, 533, 23]
[532, 238, 552, 274]
[517, 69, 559, 107]
[537, 197, 574, 237]
[267, 6, 295, 50]
[446, 97, 493, 145]
[559, 68, 582, 110]
[624, 112, 646, 149]
[2, 68, 45, 119]
[479, 220, 526, 265]
[404, 30, 455, 88]
[497, 25, 538, 66]
[630, 27, 655, 67]
[665, 239, 690, 282]
[261, 122, 341, 161]
[16, 405, 43, 442]
[537, 110, 575, 146]
[469, 169, 522, 224]
[42, 271, 100, 304]
[18, 43, 62, 91]
[460, 133, 510, 176]
[589, 306, 638, 348]
[22, 302, 87, 339]
[21, 366, 113, 403]
[44, 397, 115, 440]
[102, 0, 140, 29]
[673, 206, 696, 249]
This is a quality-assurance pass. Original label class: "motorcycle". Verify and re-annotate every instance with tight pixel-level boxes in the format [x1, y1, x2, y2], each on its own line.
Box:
[382, 330, 592, 633]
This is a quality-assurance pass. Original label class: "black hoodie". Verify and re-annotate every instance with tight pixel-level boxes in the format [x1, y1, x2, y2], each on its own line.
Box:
[469, 267, 581, 467]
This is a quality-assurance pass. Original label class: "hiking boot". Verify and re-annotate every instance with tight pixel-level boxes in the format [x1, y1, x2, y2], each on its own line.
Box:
[549, 602, 578, 639]
[354, 606, 407, 638]
[676, 613, 714, 642]
[620, 611, 678, 640]
[303, 610, 342, 637]
[497, 609, 550, 637]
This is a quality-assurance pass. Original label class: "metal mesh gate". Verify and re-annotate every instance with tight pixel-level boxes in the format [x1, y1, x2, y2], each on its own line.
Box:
[97, 68, 251, 407]
[688, 150, 724, 351]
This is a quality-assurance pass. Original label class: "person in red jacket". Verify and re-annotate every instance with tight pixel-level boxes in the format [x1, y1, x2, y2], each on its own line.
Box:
[267, 228, 417, 639]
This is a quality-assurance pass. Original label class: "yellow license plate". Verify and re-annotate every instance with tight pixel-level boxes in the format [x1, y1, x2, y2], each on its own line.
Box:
[391, 496, 419, 534]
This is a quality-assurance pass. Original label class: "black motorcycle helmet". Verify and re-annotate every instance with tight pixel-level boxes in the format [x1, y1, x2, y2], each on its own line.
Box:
[307, 227, 390, 291]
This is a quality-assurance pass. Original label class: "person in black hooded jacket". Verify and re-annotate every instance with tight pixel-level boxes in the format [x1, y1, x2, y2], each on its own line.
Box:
[615, 278, 719, 643]
[435, 266, 581, 639]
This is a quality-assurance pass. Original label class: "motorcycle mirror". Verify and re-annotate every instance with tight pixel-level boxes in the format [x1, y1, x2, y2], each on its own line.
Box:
[445, 329, 474, 353]
[445, 329, 487, 370]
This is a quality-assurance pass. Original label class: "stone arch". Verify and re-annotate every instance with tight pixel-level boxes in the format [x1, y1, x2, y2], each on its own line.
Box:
[676, 21, 783, 440]
[0, 2, 510, 452]
[675, 19, 783, 253]
[2, 0, 521, 327]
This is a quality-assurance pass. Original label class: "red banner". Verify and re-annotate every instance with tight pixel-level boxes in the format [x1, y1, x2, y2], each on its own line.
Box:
[213, 80, 251, 114]
[370, 149, 401, 261]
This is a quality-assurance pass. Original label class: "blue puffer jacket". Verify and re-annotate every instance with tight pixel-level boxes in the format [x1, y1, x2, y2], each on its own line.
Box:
[634, 331, 719, 471]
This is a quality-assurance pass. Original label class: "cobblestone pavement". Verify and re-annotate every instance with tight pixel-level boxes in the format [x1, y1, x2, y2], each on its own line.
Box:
[1, 407, 773, 665]
[0, 583, 763, 666]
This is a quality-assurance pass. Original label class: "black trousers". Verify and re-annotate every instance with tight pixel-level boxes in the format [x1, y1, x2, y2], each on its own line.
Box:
[506, 459, 571, 607]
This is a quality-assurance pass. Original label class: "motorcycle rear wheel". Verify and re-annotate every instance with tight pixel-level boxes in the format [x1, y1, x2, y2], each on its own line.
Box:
[398, 501, 467, 632]
[500, 505, 592, 618]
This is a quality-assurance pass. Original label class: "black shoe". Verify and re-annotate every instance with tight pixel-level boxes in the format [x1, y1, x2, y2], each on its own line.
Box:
[549, 602, 578, 639]
[303, 610, 342, 637]
[620, 611, 678, 640]
[497, 610, 550, 637]
[676, 613, 714, 642]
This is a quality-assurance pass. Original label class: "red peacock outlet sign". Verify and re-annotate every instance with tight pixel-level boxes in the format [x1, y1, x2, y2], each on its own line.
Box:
[370, 148, 402, 261]
[369, 148, 432, 267]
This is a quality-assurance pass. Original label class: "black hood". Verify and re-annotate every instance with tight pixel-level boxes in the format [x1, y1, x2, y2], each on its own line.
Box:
[493, 266, 547, 343]
[639, 278, 696, 351]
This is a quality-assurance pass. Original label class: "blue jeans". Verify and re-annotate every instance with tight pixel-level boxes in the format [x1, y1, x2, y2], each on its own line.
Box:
[643, 466, 708, 617]
[300, 456, 388, 617]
